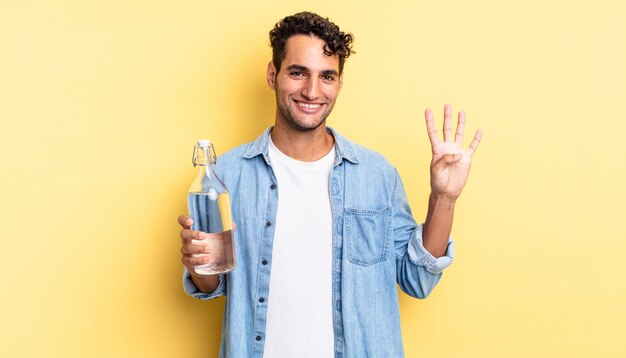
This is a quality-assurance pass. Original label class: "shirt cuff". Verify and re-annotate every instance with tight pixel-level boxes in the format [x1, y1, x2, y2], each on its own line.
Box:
[182, 267, 226, 300]
[407, 224, 455, 275]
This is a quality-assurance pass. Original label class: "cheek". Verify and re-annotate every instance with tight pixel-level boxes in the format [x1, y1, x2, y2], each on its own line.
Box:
[276, 83, 293, 97]
[324, 87, 340, 100]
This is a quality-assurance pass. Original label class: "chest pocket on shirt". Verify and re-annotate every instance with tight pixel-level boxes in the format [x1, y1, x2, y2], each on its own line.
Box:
[345, 207, 391, 266]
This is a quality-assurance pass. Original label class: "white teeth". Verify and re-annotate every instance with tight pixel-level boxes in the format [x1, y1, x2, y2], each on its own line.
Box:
[297, 102, 321, 109]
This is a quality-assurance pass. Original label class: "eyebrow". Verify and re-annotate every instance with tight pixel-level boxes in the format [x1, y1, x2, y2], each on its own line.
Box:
[285, 64, 339, 77]
[286, 64, 309, 73]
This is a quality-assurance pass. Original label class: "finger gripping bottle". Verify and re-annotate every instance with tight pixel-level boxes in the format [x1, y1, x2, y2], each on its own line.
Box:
[188, 139, 236, 275]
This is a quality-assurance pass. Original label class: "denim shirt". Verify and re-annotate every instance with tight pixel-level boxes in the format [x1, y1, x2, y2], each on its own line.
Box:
[183, 127, 454, 358]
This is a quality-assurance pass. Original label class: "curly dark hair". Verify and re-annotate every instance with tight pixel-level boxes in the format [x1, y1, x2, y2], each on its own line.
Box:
[269, 12, 354, 74]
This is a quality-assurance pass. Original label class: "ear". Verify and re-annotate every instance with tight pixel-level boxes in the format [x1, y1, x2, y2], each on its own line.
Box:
[266, 61, 277, 90]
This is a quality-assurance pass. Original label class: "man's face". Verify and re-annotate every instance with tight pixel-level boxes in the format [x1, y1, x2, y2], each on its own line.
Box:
[267, 34, 343, 132]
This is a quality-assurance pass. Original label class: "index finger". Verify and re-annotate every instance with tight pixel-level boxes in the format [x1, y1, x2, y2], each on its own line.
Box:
[177, 215, 193, 229]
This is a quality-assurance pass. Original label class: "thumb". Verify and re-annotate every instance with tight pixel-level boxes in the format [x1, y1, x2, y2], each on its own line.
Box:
[432, 153, 462, 172]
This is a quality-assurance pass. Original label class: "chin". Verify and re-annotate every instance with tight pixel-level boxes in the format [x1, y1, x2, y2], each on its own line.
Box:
[280, 110, 327, 132]
[290, 118, 326, 131]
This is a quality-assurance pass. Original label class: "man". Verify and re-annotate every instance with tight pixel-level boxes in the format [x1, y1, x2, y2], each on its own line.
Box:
[178, 11, 482, 357]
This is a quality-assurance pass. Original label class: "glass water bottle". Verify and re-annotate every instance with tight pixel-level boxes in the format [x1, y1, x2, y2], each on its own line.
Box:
[187, 139, 236, 275]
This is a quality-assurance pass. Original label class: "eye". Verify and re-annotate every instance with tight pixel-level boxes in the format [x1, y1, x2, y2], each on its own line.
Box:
[322, 75, 336, 82]
[290, 71, 305, 78]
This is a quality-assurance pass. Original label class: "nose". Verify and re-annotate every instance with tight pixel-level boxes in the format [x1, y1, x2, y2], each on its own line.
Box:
[301, 77, 320, 100]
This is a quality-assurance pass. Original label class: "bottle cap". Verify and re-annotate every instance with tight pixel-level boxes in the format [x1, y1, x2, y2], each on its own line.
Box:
[197, 139, 211, 147]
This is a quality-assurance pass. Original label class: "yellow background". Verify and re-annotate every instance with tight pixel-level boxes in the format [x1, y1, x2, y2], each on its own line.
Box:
[1, 0, 625, 357]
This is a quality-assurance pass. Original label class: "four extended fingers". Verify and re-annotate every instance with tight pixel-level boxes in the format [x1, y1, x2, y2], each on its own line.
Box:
[425, 104, 482, 156]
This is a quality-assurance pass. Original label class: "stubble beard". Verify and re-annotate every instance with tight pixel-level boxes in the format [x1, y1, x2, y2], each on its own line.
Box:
[277, 99, 329, 132]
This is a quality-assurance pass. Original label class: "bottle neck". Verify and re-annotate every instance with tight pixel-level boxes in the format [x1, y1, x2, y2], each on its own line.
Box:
[193, 144, 217, 167]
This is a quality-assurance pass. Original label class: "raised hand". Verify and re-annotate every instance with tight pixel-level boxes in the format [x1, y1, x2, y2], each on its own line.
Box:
[425, 104, 482, 200]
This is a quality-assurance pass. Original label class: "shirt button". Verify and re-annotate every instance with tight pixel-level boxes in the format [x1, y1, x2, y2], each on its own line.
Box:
[256, 335, 262, 341]
[265, 221, 272, 227]
[270, 184, 277, 190]
[259, 297, 265, 303]
[262, 259, 268, 265]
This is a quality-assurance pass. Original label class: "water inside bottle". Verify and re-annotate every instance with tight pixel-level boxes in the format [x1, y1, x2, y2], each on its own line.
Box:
[188, 191, 236, 274]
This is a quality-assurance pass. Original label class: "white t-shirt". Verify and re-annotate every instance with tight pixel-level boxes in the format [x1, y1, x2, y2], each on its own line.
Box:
[263, 137, 335, 358]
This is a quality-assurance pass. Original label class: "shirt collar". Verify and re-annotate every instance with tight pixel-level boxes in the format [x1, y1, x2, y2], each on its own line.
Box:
[243, 126, 360, 165]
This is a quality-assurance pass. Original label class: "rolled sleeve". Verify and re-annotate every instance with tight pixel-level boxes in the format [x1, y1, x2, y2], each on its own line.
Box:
[182, 267, 227, 300]
[407, 224, 454, 275]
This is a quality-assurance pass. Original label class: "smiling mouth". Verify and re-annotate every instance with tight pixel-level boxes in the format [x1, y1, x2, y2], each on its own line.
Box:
[294, 100, 322, 109]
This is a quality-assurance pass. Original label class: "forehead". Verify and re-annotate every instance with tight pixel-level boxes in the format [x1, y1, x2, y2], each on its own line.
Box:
[282, 34, 340, 71]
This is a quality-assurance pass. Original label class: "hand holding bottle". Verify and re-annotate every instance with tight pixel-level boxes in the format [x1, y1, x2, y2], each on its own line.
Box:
[179, 215, 213, 270]
[178, 214, 221, 293]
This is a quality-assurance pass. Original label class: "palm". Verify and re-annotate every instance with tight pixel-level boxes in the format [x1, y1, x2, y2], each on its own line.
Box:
[425, 104, 482, 199]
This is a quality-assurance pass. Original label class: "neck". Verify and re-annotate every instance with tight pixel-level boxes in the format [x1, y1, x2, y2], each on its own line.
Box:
[270, 122, 335, 162]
